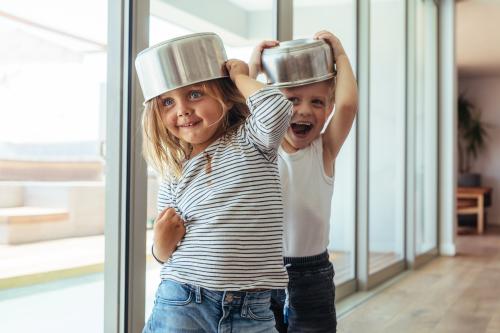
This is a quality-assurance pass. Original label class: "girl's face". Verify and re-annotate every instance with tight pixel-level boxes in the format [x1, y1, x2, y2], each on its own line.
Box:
[158, 84, 226, 156]
[282, 81, 333, 150]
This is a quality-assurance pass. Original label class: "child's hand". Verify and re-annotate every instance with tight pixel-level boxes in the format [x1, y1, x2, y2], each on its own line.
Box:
[314, 30, 346, 59]
[249, 40, 280, 79]
[226, 59, 265, 99]
[226, 59, 250, 82]
[153, 207, 186, 262]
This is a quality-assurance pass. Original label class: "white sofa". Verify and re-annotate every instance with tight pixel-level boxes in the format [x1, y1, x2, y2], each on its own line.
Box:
[0, 181, 104, 244]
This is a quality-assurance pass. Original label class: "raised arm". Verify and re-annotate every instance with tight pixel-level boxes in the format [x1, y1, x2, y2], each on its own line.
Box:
[226, 59, 293, 153]
[316, 31, 358, 162]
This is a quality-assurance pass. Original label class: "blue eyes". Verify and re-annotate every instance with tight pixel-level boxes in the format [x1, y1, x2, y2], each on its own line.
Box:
[189, 91, 202, 99]
[161, 90, 203, 107]
[163, 98, 174, 107]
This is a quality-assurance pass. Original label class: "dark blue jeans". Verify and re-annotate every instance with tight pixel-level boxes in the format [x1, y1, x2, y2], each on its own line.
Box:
[271, 251, 336, 333]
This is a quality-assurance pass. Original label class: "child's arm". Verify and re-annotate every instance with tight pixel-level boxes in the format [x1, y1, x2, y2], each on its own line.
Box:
[226, 59, 293, 153]
[317, 31, 358, 163]
[152, 207, 186, 263]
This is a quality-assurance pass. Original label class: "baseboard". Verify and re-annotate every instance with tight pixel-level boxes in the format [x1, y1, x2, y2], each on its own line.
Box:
[439, 243, 456, 256]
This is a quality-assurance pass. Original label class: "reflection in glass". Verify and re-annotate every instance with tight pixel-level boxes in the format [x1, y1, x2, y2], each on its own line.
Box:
[368, 0, 406, 274]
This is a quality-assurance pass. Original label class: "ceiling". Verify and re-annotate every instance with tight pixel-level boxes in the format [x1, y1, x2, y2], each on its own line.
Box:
[456, 0, 500, 76]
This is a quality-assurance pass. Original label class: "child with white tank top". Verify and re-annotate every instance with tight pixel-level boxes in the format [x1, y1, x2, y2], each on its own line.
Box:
[249, 30, 358, 333]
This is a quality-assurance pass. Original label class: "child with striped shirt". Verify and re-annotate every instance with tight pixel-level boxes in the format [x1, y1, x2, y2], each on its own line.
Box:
[137, 33, 293, 333]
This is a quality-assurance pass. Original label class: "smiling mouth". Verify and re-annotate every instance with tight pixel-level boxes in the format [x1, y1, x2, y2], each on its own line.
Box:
[291, 122, 313, 136]
[179, 120, 200, 128]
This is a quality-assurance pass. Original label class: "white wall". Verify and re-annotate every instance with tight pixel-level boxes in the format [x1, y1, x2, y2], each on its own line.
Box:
[459, 76, 500, 225]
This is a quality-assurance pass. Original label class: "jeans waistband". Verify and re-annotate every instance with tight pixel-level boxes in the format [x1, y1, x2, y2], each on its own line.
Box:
[183, 283, 272, 306]
[283, 250, 330, 267]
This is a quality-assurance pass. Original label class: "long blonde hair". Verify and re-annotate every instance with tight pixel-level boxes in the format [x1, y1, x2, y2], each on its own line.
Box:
[142, 78, 249, 180]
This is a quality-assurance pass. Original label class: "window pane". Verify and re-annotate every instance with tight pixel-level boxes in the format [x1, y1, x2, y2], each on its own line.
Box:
[368, 0, 406, 274]
[0, 0, 107, 332]
[293, 0, 357, 284]
[145, 0, 275, 319]
[415, 0, 438, 255]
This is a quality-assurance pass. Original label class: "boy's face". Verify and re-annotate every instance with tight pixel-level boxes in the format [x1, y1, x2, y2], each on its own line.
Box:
[282, 80, 333, 150]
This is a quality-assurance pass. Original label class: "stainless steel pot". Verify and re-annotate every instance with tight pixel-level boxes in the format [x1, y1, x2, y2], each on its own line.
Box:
[135, 32, 228, 102]
[262, 38, 335, 88]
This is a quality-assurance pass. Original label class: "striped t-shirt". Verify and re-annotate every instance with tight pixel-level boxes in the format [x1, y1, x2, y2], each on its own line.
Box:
[157, 88, 293, 291]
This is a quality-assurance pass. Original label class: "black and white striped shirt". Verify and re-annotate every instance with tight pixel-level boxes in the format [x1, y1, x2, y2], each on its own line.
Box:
[157, 88, 293, 291]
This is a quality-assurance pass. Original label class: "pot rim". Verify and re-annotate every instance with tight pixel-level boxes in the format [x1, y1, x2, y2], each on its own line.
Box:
[137, 32, 219, 56]
[262, 38, 328, 55]
[269, 73, 335, 88]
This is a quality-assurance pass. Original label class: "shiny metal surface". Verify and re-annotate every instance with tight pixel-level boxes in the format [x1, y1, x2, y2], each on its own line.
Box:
[135, 32, 228, 101]
[262, 38, 335, 88]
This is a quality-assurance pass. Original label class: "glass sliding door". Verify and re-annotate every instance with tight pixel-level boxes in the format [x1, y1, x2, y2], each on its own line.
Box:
[368, 0, 406, 275]
[0, 0, 108, 332]
[415, 0, 438, 256]
[293, 0, 357, 287]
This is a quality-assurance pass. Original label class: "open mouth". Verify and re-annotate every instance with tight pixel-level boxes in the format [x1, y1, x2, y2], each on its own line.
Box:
[290, 122, 313, 136]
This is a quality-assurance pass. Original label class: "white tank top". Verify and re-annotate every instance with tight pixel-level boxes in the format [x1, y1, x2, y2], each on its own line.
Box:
[278, 137, 334, 257]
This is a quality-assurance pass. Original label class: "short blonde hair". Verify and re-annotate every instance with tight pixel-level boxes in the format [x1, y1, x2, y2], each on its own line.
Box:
[326, 77, 336, 105]
[142, 78, 249, 180]
[282, 77, 336, 106]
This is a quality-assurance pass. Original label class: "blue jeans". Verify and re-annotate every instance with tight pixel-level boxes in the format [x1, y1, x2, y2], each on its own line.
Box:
[270, 251, 337, 333]
[144, 279, 278, 333]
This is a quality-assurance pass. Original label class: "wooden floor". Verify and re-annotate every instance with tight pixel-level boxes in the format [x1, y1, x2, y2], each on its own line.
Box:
[339, 226, 500, 333]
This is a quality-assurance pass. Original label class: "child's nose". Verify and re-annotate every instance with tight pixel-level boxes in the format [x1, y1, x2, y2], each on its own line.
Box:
[176, 103, 193, 117]
[296, 106, 312, 117]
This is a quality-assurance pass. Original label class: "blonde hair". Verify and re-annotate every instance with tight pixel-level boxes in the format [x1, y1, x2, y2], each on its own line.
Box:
[326, 77, 336, 105]
[141, 78, 249, 180]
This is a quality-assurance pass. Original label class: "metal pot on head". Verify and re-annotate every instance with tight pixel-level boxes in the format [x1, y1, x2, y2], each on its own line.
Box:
[135, 32, 228, 102]
[261, 38, 335, 88]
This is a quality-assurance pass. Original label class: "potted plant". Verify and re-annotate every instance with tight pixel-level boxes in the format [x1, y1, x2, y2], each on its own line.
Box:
[457, 93, 488, 187]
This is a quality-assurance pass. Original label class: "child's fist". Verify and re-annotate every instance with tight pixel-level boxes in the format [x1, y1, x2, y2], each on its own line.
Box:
[153, 207, 186, 262]
[225, 59, 249, 82]
[249, 40, 280, 79]
[314, 30, 346, 59]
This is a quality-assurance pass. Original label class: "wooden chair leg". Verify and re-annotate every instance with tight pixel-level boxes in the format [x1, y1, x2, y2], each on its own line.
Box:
[478, 196, 484, 234]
